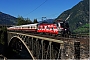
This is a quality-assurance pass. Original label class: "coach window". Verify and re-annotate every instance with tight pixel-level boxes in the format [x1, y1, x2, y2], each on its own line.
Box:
[52, 28, 54, 30]
[28, 26, 30, 28]
[43, 26, 44, 29]
[32, 26, 33, 28]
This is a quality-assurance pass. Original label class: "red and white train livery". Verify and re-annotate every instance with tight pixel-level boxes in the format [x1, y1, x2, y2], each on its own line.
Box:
[7, 21, 70, 36]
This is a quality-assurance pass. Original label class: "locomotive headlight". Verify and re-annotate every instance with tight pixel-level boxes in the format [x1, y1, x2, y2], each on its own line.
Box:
[65, 29, 67, 31]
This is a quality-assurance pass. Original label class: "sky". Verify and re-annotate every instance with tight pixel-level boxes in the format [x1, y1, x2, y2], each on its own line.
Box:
[0, 0, 81, 21]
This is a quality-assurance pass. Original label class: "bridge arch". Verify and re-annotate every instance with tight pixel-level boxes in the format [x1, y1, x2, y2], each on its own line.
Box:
[8, 36, 34, 59]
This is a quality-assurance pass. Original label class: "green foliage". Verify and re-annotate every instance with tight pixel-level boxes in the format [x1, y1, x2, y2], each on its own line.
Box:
[16, 16, 25, 25]
[16, 16, 38, 25]
[73, 23, 89, 33]
[33, 19, 38, 23]
[0, 32, 5, 45]
[16, 16, 33, 25]
[0, 26, 7, 45]
[1, 26, 7, 32]
[24, 18, 33, 24]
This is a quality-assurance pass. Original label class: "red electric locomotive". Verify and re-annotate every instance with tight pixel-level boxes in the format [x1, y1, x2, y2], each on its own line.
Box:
[37, 20, 70, 36]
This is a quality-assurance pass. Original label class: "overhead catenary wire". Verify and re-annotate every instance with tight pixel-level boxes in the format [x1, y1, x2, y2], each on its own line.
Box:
[34, 12, 61, 20]
[23, 0, 62, 21]
[24, 0, 48, 16]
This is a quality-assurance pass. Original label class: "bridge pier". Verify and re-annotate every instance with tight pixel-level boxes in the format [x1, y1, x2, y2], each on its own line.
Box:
[41, 40, 43, 59]
[60, 43, 64, 59]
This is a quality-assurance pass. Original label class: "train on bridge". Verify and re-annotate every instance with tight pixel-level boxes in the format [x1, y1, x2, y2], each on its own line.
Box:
[7, 20, 71, 37]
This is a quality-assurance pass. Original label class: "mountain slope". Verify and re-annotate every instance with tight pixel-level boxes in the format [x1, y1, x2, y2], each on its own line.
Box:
[0, 12, 17, 25]
[56, 0, 89, 33]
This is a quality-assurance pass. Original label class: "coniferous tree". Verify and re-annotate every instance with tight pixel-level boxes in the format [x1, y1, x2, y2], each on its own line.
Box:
[17, 16, 25, 25]
[33, 19, 38, 23]
[25, 18, 32, 24]
[17, 16, 33, 25]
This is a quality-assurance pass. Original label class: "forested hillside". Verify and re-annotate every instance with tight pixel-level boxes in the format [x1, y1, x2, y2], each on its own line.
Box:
[0, 12, 17, 25]
[0, 12, 38, 26]
[56, 0, 89, 33]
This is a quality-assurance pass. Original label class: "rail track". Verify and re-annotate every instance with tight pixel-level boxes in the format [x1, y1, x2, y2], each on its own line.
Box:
[11, 31, 89, 40]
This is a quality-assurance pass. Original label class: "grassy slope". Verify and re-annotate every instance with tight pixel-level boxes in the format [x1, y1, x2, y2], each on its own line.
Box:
[73, 23, 89, 33]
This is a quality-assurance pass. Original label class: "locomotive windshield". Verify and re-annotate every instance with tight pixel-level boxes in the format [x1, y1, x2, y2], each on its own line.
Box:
[65, 22, 69, 28]
[57, 22, 69, 28]
[60, 22, 69, 28]
[60, 23, 64, 27]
